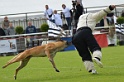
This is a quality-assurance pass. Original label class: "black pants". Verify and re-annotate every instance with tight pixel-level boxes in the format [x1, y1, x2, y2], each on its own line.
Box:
[72, 27, 101, 61]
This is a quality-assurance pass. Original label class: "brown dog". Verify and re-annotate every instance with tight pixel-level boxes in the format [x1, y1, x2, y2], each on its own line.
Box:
[2, 40, 71, 80]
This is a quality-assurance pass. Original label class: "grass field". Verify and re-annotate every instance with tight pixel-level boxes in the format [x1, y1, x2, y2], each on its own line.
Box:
[0, 46, 124, 82]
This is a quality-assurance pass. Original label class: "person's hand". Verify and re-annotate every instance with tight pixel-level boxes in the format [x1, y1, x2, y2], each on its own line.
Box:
[41, 18, 48, 20]
[110, 5, 116, 9]
[109, 5, 116, 10]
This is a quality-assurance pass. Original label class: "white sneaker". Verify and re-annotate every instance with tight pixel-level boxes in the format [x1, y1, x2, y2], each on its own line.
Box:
[93, 58, 103, 68]
[91, 70, 97, 74]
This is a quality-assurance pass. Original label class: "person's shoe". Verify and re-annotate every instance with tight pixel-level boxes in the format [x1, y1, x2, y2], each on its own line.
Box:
[91, 70, 97, 74]
[89, 70, 97, 74]
[93, 58, 103, 68]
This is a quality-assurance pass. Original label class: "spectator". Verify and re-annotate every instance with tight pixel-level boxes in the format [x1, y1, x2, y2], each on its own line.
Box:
[25, 21, 37, 48]
[25, 22, 37, 34]
[2, 26, 8, 35]
[76, 0, 83, 6]
[60, 12, 69, 30]
[8, 23, 16, 35]
[2, 16, 10, 28]
[74, 2, 83, 28]
[62, 4, 72, 30]
[44, 5, 53, 22]
[52, 10, 63, 27]
[72, 0, 84, 12]
[0, 27, 6, 36]
[121, 10, 124, 17]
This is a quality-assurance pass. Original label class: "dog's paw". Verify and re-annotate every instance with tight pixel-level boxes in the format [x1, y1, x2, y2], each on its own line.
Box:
[56, 69, 60, 72]
[14, 75, 17, 80]
[2, 66, 6, 68]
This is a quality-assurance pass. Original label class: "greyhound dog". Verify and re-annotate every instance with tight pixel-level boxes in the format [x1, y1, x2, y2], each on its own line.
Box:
[2, 40, 71, 80]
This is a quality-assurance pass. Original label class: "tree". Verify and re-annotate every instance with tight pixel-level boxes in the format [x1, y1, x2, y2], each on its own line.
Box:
[40, 23, 49, 32]
[15, 26, 24, 34]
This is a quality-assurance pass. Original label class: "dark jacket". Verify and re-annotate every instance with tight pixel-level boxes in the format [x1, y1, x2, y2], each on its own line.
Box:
[25, 25, 37, 34]
[74, 4, 83, 20]
[0, 28, 6, 36]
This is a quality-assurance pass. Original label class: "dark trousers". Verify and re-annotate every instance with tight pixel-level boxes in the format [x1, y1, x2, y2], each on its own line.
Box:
[72, 27, 101, 61]
[66, 17, 71, 30]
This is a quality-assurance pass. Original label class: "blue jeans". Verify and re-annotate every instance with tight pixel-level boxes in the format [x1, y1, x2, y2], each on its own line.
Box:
[66, 17, 71, 30]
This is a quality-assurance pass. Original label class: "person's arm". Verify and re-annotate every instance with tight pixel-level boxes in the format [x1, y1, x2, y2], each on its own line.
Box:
[33, 26, 37, 33]
[92, 5, 116, 22]
[0, 28, 6, 36]
[2, 21, 5, 28]
[8, 28, 10, 35]
[25, 27, 29, 34]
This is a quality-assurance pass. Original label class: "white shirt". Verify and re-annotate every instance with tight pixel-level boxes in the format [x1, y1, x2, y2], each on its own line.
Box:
[77, 7, 112, 31]
[62, 7, 71, 18]
[52, 14, 62, 26]
[44, 8, 53, 19]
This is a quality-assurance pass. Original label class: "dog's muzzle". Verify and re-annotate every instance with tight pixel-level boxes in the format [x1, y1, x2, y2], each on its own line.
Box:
[66, 41, 72, 46]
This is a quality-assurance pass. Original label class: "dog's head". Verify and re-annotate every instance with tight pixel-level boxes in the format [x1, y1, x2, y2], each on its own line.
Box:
[53, 40, 72, 51]
[65, 41, 72, 46]
[57, 39, 72, 47]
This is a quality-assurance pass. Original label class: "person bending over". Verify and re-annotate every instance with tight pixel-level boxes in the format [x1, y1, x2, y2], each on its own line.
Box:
[72, 5, 115, 74]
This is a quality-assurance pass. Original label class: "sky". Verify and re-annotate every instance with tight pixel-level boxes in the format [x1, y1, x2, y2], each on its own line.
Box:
[0, 0, 124, 15]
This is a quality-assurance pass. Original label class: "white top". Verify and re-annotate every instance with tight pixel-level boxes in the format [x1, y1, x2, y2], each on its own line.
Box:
[52, 14, 62, 26]
[62, 7, 71, 18]
[44, 8, 53, 19]
[77, 7, 112, 31]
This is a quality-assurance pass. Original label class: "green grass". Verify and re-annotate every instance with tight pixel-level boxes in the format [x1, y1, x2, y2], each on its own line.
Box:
[0, 46, 124, 82]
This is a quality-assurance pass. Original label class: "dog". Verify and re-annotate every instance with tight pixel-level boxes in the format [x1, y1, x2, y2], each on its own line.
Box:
[2, 40, 72, 80]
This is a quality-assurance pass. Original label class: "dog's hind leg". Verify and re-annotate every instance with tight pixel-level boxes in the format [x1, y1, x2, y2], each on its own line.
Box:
[2, 55, 21, 68]
[14, 56, 31, 80]
[2, 52, 29, 68]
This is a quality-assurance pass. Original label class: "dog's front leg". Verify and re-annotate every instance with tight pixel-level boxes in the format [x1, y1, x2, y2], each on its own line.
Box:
[45, 50, 60, 72]
[49, 57, 60, 72]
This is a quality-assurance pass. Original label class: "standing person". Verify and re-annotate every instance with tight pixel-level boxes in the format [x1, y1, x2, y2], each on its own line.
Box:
[121, 10, 124, 17]
[0, 27, 6, 36]
[76, 0, 83, 6]
[8, 23, 16, 35]
[25, 21, 37, 48]
[74, 2, 83, 28]
[72, 0, 84, 12]
[52, 10, 63, 27]
[25, 22, 37, 34]
[72, 0, 83, 6]
[2, 26, 8, 35]
[2, 16, 10, 35]
[44, 5, 53, 22]
[62, 4, 72, 30]
[2, 16, 10, 28]
[72, 5, 116, 74]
